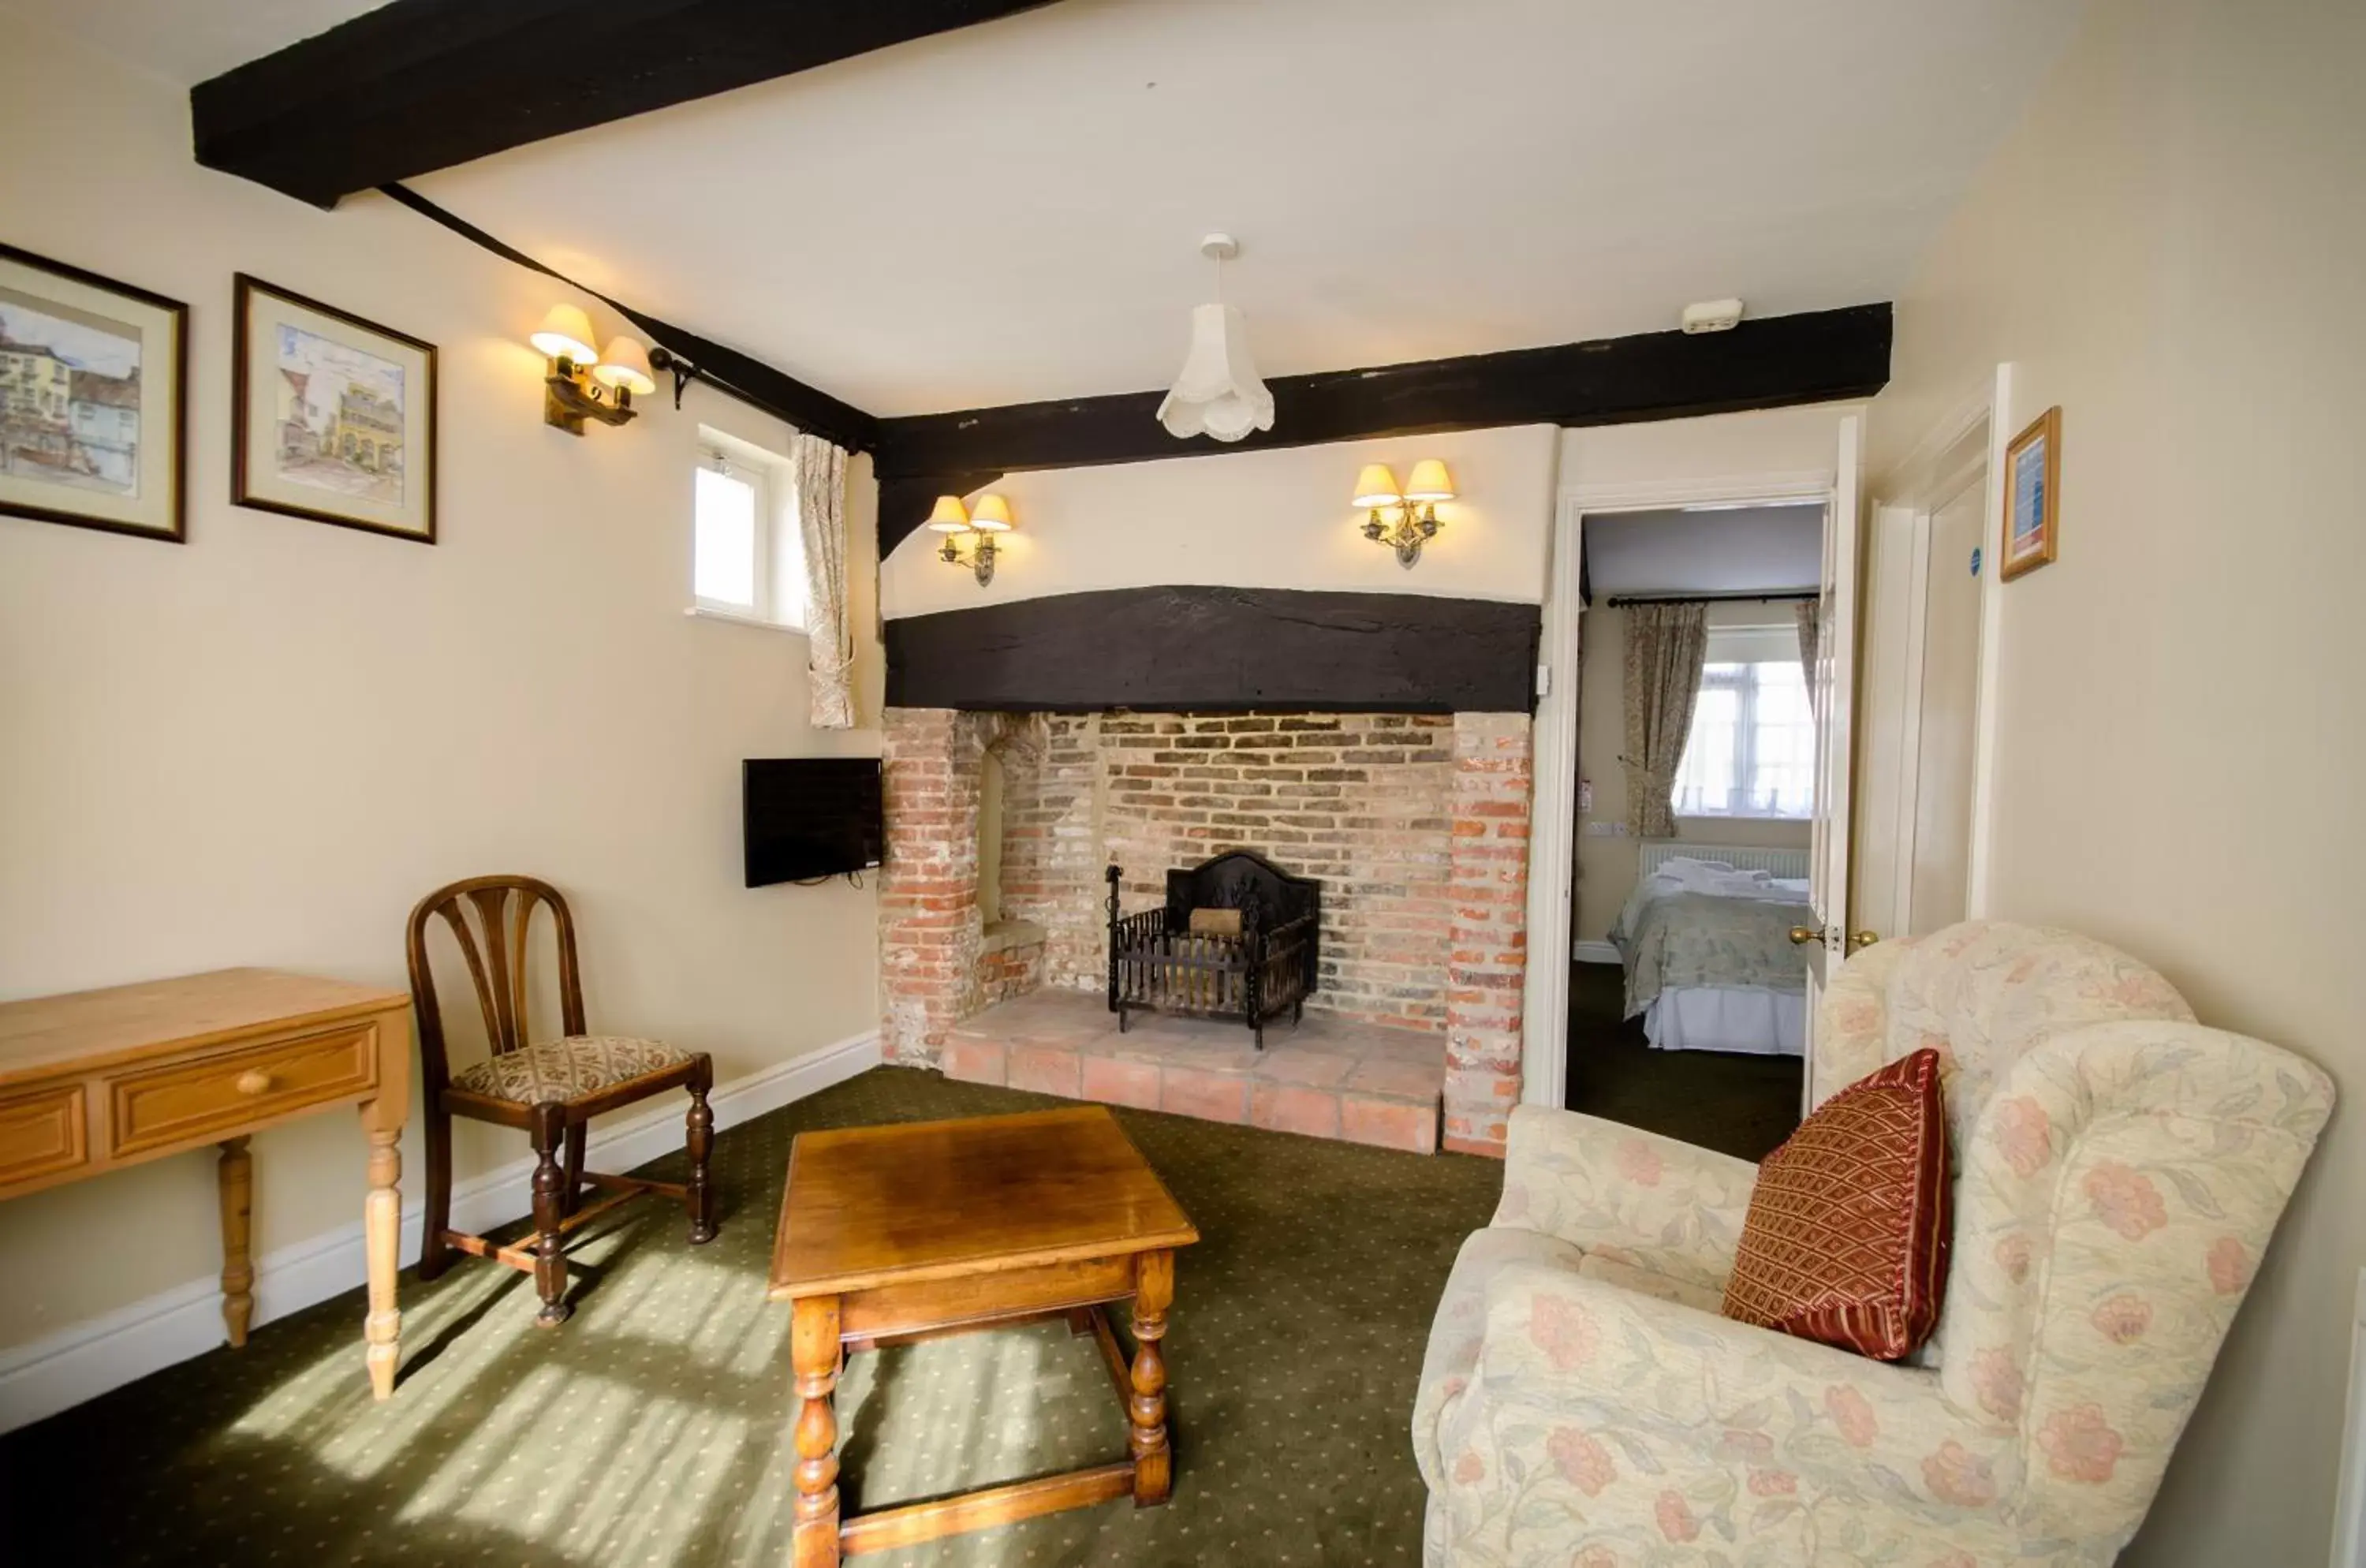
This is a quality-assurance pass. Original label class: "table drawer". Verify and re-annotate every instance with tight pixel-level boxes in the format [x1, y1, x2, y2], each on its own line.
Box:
[109, 1024, 378, 1158]
[0, 1084, 88, 1190]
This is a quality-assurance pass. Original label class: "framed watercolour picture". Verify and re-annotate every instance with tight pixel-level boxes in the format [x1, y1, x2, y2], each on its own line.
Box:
[2001, 405, 2061, 581]
[233, 274, 436, 543]
[0, 243, 188, 543]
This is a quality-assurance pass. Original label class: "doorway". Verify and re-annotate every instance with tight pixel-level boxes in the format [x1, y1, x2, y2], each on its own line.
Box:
[1555, 501, 1830, 1158]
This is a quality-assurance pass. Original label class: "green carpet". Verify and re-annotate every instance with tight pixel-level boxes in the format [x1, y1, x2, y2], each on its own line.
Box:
[0, 1068, 1503, 1566]
[1563, 961, 1803, 1163]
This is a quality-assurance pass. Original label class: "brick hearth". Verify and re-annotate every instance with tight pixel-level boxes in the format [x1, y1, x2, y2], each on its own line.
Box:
[942, 991, 1446, 1154]
[877, 705, 1532, 1155]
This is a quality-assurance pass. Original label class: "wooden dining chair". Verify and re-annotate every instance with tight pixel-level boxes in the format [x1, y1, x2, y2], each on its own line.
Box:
[405, 875, 716, 1326]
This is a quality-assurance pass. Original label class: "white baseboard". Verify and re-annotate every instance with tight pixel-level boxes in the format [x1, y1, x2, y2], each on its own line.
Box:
[1572, 940, 1622, 965]
[0, 1029, 880, 1435]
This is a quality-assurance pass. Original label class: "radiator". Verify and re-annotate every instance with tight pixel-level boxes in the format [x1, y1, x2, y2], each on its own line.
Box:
[1640, 841, 1810, 880]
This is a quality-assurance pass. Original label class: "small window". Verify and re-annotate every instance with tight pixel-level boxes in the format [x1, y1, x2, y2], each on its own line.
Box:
[1673, 628, 1815, 819]
[692, 433, 805, 630]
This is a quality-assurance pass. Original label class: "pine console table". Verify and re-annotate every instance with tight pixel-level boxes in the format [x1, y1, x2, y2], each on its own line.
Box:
[0, 969, 413, 1398]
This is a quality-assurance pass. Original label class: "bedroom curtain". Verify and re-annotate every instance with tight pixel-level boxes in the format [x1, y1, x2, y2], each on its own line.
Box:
[1621, 600, 1710, 838]
[794, 432, 855, 730]
[1794, 598, 1822, 718]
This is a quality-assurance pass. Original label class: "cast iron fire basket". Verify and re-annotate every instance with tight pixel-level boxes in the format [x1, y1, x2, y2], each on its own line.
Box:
[1105, 850, 1320, 1048]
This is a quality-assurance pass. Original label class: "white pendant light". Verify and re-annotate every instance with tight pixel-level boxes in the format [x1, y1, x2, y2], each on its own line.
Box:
[1156, 234, 1274, 442]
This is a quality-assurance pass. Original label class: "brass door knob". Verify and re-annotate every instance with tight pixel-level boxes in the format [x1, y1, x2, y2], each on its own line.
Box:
[1788, 924, 1825, 946]
[1849, 930, 1881, 952]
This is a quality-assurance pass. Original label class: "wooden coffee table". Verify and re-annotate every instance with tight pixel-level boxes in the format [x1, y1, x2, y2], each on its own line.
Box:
[768, 1105, 1200, 1566]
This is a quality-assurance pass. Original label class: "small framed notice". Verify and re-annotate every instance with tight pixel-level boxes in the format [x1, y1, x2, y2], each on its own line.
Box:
[2001, 405, 2061, 582]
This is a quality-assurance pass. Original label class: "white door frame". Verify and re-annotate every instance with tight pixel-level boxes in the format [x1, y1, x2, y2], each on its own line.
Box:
[1520, 467, 1837, 1111]
[1862, 363, 2015, 927]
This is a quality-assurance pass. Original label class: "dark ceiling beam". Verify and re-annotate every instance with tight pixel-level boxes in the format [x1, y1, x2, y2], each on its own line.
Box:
[871, 303, 1890, 555]
[379, 183, 877, 453]
[191, 0, 1065, 207]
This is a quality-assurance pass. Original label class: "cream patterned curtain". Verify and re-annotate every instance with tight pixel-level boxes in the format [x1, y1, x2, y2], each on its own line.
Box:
[1794, 598, 1822, 718]
[794, 433, 854, 730]
[1621, 601, 1709, 838]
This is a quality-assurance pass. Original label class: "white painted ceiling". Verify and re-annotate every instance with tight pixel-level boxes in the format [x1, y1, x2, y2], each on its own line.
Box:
[17, 0, 2083, 418]
[1584, 506, 1826, 598]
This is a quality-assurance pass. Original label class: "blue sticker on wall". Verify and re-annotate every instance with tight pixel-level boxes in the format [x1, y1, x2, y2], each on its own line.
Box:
[1970, 546, 1983, 577]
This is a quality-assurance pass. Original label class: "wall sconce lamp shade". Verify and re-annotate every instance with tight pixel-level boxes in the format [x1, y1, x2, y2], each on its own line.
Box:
[930, 493, 1013, 585]
[591, 336, 657, 398]
[1352, 465, 1403, 508]
[1403, 459, 1457, 503]
[529, 304, 599, 365]
[1157, 303, 1276, 443]
[1355, 458, 1454, 569]
[533, 304, 651, 435]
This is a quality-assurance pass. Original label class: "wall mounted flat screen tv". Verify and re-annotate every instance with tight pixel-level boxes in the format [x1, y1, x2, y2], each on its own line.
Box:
[744, 759, 883, 887]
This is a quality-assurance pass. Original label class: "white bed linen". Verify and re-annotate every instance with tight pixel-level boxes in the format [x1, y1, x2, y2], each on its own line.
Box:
[1617, 859, 1811, 1056]
[1642, 984, 1806, 1055]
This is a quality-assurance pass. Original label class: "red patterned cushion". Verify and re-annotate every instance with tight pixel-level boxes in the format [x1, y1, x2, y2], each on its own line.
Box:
[1722, 1048, 1951, 1360]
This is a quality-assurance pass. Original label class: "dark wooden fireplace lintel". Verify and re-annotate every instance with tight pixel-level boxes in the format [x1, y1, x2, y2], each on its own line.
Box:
[883, 585, 1540, 715]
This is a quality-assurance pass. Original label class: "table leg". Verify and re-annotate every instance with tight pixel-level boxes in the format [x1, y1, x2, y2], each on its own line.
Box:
[360, 1102, 404, 1400]
[360, 1012, 412, 1401]
[217, 1136, 254, 1347]
[1129, 1249, 1174, 1506]
[792, 1294, 843, 1568]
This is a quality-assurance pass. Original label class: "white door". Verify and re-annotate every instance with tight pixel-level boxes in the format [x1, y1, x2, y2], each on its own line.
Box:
[1800, 413, 1863, 1110]
[1905, 474, 1986, 934]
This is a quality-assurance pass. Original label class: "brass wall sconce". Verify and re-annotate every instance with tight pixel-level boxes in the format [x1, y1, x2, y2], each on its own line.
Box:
[1353, 459, 1456, 567]
[927, 492, 1014, 585]
[531, 304, 658, 435]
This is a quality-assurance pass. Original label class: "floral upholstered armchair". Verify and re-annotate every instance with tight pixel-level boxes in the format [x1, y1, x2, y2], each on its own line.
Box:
[1413, 921, 2332, 1566]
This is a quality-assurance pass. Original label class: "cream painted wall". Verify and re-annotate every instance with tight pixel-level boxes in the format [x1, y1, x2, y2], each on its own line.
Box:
[1558, 402, 1862, 498]
[1572, 602, 1814, 944]
[1871, 0, 2365, 1559]
[0, 24, 883, 1353]
[879, 424, 1561, 617]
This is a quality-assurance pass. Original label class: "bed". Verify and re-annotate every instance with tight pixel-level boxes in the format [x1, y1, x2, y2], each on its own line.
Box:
[1607, 844, 1812, 1055]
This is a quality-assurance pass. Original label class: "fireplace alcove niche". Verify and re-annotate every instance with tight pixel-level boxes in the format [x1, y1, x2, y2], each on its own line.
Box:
[877, 704, 1533, 1156]
[875, 582, 1539, 1155]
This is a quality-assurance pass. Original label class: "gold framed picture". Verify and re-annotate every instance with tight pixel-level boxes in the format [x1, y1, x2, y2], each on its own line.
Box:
[232, 274, 437, 543]
[2001, 405, 2061, 581]
[0, 243, 188, 543]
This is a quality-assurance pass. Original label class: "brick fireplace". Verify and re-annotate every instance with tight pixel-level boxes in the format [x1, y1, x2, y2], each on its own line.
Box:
[878, 705, 1532, 1153]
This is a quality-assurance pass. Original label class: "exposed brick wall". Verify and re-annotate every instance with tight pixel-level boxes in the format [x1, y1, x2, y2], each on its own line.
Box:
[879, 708, 979, 1066]
[1442, 713, 1534, 1156]
[997, 712, 1459, 1033]
[880, 705, 1533, 1129]
[877, 708, 1047, 1066]
[976, 926, 1045, 1006]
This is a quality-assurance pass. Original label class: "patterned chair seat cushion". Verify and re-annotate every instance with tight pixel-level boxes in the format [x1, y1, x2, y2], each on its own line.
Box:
[453, 1036, 692, 1103]
[1413, 1226, 1722, 1490]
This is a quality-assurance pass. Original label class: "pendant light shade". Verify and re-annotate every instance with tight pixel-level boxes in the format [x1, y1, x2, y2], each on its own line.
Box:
[1157, 303, 1275, 443]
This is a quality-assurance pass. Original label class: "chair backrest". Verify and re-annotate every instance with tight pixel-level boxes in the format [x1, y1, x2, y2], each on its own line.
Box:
[405, 875, 585, 1093]
[1819, 922, 2334, 1547]
[1876, 922, 2196, 1160]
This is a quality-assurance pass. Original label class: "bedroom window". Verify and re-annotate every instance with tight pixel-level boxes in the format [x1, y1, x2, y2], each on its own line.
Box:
[690, 431, 806, 631]
[1674, 637, 1815, 819]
